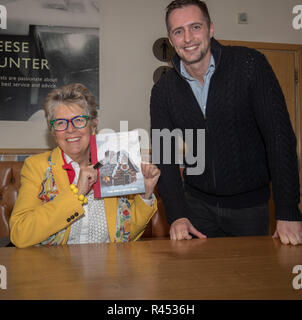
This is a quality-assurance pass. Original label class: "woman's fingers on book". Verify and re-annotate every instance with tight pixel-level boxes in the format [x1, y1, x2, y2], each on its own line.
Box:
[141, 163, 160, 179]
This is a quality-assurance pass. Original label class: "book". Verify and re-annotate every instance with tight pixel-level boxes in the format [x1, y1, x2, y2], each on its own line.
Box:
[90, 131, 145, 198]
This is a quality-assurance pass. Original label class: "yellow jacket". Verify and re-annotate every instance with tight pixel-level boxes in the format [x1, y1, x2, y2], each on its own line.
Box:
[10, 147, 157, 248]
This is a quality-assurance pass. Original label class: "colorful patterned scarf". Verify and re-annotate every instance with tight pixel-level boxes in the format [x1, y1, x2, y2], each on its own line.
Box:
[115, 197, 131, 242]
[38, 154, 67, 246]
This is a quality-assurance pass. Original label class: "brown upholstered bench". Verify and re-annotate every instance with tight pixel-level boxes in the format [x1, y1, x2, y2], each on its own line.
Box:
[0, 162, 23, 239]
[0, 161, 170, 241]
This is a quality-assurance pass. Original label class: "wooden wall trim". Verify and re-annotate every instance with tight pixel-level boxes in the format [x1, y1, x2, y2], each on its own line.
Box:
[0, 149, 50, 155]
[218, 39, 302, 51]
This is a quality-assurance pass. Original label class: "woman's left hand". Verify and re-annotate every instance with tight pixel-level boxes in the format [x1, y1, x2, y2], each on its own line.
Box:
[141, 163, 161, 199]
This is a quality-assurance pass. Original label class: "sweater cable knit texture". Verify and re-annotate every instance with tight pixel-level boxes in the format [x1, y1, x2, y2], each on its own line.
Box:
[150, 38, 302, 224]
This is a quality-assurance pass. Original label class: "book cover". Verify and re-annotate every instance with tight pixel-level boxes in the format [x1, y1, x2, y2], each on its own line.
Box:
[91, 131, 145, 198]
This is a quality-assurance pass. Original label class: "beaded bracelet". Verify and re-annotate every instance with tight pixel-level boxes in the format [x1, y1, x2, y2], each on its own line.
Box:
[70, 184, 88, 205]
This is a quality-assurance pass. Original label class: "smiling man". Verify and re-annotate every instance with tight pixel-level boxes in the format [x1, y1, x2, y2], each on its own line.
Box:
[150, 0, 302, 245]
[167, 2, 213, 83]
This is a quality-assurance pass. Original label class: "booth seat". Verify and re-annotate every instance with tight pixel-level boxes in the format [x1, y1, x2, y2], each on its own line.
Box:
[0, 161, 170, 240]
[0, 162, 23, 239]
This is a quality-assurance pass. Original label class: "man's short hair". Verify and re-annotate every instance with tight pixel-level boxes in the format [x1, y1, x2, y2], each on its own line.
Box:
[166, 0, 211, 32]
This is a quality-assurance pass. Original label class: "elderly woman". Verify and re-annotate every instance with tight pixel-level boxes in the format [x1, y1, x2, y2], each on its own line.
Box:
[10, 83, 160, 248]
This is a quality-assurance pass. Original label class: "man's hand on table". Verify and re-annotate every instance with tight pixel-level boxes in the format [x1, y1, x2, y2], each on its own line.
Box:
[170, 217, 207, 240]
[273, 220, 302, 245]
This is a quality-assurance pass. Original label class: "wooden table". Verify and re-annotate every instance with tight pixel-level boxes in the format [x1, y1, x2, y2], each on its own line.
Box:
[0, 236, 301, 300]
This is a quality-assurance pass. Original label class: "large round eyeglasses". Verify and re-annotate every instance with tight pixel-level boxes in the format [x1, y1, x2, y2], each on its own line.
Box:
[50, 115, 89, 131]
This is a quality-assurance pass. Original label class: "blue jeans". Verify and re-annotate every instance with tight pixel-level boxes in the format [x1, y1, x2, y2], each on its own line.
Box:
[186, 193, 270, 238]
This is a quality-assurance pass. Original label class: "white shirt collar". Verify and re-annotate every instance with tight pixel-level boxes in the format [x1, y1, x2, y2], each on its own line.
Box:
[63, 152, 80, 183]
[64, 152, 74, 164]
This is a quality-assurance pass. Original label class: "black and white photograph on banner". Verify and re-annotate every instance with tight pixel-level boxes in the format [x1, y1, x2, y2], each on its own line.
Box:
[0, 0, 99, 121]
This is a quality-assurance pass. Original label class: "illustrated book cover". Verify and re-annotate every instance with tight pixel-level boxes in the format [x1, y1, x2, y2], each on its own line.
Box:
[90, 131, 145, 198]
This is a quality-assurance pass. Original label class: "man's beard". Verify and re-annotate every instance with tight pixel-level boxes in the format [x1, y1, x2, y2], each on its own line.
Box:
[181, 45, 209, 65]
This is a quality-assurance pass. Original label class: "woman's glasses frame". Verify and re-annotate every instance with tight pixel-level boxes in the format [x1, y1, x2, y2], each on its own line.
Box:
[50, 115, 89, 131]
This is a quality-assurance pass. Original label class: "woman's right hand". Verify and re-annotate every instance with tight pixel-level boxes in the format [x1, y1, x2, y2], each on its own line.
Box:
[77, 165, 98, 195]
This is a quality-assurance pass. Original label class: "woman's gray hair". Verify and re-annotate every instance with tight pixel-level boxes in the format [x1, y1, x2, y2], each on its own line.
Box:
[44, 83, 98, 131]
